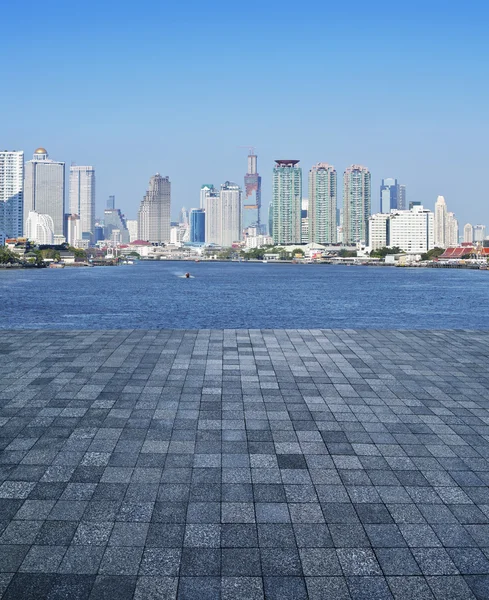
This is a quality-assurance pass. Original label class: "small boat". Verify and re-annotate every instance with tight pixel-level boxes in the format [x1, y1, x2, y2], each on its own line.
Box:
[49, 263, 64, 268]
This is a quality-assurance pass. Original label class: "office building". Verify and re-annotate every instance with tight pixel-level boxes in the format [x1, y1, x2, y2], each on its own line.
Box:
[272, 160, 302, 245]
[243, 151, 262, 229]
[179, 207, 189, 226]
[203, 185, 221, 245]
[107, 195, 115, 209]
[190, 208, 205, 243]
[104, 209, 130, 243]
[368, 205, 434, 253]
[463, 223, 474, 243]
[200, 184, 214, 209]
[126, 219, 138, 242]
[399, 184, 406, 210]
[308, 163, 337, 244]
[25, 210, 54, 245]
[0, 150, 24, 245]
[474, 224, 487, 243]
[434, 195, 448, 247]
[380, 178, 397, 213]
[24, 148, 65, 237]
[138, 173, 171, 243]
[268, 202, 273, 238]
[301, 198, 309, 243]
[69, 165, 95, 243]
[66, 214, 81, 247]
[220, 181, 242, 247]
[446, 212, 459, 247]
[343, 165, 371, 244]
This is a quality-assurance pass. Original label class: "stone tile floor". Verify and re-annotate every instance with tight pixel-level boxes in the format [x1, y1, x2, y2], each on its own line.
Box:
[1, 329, 489, 599]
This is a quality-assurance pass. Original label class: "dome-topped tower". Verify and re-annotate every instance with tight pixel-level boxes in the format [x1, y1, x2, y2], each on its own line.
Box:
[34, 147, 47, 155]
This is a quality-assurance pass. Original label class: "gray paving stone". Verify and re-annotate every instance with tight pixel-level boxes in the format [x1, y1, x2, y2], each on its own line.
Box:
[2, 329, 489, 597]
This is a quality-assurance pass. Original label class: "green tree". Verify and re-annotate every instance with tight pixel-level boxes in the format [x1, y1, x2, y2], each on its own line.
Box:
[0, 248, 20, 264]
[338, 249, 357, 258]
[370, 246, 403, 258]
[291, 247, 305, 256]
[420, 247, 445, 261]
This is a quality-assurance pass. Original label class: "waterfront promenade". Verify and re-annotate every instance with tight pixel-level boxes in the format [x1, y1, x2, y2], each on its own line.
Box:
[1, 329, 489, 599]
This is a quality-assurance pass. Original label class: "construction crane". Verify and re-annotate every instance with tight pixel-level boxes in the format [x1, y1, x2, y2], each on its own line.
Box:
[238, 146, 256, 155]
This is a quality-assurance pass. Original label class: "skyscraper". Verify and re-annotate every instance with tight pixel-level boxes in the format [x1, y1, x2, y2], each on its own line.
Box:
[137, 173, 171, 243]
[243, 151, 262, 230]
[380, 178, 398, 213]
[24, 148, 65, 237]
[272, 160, 302, 245]
[220, 182, 242, 247]
[189, 209, 205, 243]
[204, 185, 221, 245]
[308, 163, 337, 244]
[343, 165, 371, 244]
[434, 195, 448, 247]
[0, 150, 24, 245]
[474, 224, 487, 243]
[179, 207, 189, 226]
[200, 185, 214, 209]
[399, 185, 406, 210]
[463, 223, 474, 243]
[126, 219, 138, 242]
[107, 195, 115, 209]
[69, 165, 95, 243]
[446, 212, 459, 246]
[25, 211, 54, 245]
[105, 209, 130, 243]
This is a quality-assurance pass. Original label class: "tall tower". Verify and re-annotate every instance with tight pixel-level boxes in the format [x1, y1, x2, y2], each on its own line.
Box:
[464, 223, 474, 243]
[24, 148, 65, 238]
[0, 150, 24, 244]
[446, 212, 459, 247]
[343, 165, 371, 245]
[203, 185, 221, 245]
[434, 195, 448, 248]
[107, 195, 115, 209]
[220, 182, 242, 247]
[69, 165, 95, 242]
[137, 173, 171, 243]
[308, 163, 337, 244]
[380, 178, 398, 213]
[272, 160, 302, 245]
[243, 150, 262, 230]
[398, 184, 406, 210]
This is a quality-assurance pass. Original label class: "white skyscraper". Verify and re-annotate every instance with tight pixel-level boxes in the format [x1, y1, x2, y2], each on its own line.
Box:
[463, 223, 474, 243]
[66, 214, 81, 247]
[0, 150, 24, 245]
[137, 174, 171, 243]
[126, 219, 138, 242]
[446, 212, 459, 247]
[25, 211, 55, 245]
[69, 165, 95, 243]
[434, 195, 448, 248]
[220, 182, 242, 247]
[24, 148, 65, 238]
[474, 224, 487, 243]
[204, 186, 221, 245]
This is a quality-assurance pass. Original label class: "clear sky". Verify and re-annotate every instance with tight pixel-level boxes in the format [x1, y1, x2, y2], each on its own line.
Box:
[2, 0, 488, 227]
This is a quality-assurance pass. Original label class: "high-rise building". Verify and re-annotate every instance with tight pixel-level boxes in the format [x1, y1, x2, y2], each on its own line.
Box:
[126, 219, 138, 242]
[243, 151, 262, 229]
[203, 185, 221, 245]
[446, 212, 459, 247]
[69, 165, 95, 243]
[66, 214, 81, 247]
[179, 207, 189, 226]
[434, 195, 448, 247]
[25, 210, 55, 245]
[190, 209, 205, 243]
[474, 224, 487, 243]
[463, 223, 474, 243]
[399, 185, 406, 210]
[104, 209, 130, 243]
[200, 185, 214, 209]
[0, 150, 24, 245]
[380, 178, 398, 213]
[220, 182, 242, 247]
[343, 165, 371, 245]
[268, 202, 273, 238]
[107, 195, 115, 209]
[24, 148, 65, 238]
[308, 163, 337, 244]
[368, 205, 434, 253]
[272, 160, 302, 245]
[137, 173, 171, 243]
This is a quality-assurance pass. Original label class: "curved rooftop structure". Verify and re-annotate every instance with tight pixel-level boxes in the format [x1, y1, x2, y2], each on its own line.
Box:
[34, 147, 48, 155]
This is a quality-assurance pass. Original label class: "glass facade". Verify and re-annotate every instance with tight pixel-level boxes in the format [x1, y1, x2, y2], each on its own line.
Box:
[190, 208, 205, 243]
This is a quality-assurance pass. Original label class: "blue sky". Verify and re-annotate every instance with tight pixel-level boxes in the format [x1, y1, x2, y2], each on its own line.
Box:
[2, 0, 488, 227]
